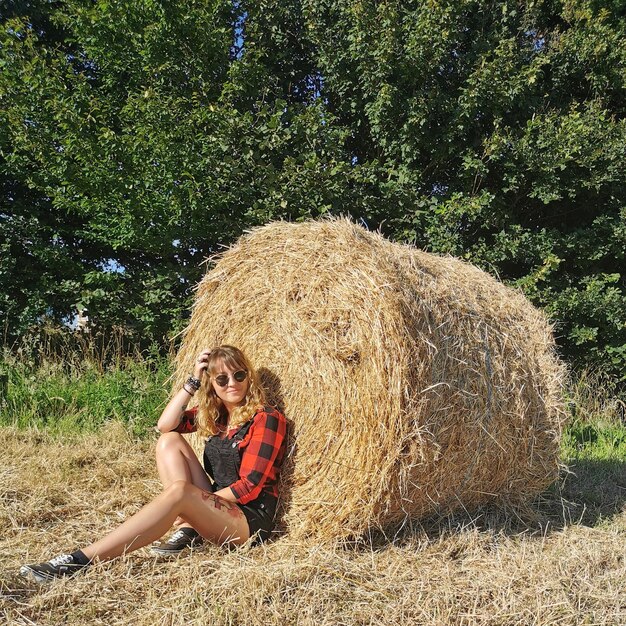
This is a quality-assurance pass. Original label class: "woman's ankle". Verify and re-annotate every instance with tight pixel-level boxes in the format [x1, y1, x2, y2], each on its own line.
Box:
[70, 549, 91, 566]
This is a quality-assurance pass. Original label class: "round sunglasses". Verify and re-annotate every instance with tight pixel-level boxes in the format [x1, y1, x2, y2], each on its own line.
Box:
[213, 370, 248, 387]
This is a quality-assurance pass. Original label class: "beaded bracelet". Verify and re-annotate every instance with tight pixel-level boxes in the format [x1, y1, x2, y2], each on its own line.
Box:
[186, 375, 201, 391]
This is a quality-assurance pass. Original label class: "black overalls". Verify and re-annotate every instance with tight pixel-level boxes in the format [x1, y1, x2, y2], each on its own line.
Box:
[202, 412, 278, 542]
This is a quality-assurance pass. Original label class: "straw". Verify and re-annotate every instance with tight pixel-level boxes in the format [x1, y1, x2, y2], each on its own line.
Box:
[173, 218, 566, 540]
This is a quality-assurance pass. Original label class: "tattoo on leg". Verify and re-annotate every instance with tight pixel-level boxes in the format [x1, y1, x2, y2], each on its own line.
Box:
[200, 491, 242, 518]
[200, 491, 229, 509]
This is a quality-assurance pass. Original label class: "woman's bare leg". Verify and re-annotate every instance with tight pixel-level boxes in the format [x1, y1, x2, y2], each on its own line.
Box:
[155, 431, 212, 531]
[155, 431, 212, 491]
[80, 481, 250, 562]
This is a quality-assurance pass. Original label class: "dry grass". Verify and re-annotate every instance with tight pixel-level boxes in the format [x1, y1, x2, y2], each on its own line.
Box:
[2, 424, 624, 625]
[2, 220, 622, 624]
[174, 219, 566, 540]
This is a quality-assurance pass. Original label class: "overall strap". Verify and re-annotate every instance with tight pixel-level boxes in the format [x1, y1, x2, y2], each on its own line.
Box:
[231, 418, 253, 443]
[231, 406, 275, 443]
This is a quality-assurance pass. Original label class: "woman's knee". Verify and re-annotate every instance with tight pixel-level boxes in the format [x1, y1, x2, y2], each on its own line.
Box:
[155, 431, 185, 459]
[164, 479, 197, 505]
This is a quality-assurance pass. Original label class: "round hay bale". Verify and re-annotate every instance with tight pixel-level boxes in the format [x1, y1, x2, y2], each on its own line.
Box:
[174, 218, 566, 540]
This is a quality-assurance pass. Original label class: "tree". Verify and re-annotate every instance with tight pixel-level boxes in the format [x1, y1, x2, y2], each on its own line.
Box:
[1, 1, 625, 385]
[303, 0, 626, 381]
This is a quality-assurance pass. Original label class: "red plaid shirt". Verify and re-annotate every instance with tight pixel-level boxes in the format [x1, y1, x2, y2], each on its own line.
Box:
[174, 406, 287, 504]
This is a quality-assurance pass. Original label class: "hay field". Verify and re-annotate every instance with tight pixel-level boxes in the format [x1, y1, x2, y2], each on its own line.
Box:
[2, 423, 624, 626]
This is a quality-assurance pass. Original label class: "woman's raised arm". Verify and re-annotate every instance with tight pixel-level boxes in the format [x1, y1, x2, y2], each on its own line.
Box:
[157, 349, 212, 433]
[156, 386, 196, 433]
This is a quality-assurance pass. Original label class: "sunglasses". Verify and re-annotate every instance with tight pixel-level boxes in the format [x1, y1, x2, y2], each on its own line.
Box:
[213, 370, 248, 387]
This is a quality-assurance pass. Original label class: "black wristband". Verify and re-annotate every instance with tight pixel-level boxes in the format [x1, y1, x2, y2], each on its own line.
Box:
[186, 375, 201, 391]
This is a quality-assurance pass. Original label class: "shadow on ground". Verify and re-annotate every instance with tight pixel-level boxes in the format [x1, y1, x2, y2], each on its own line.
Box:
[551, 458, 626, 527]
[357, 457, 626, 550]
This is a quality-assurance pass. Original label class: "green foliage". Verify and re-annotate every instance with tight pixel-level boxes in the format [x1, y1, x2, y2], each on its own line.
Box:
[0, 0, 396, 347]
[562, 419, 626, 461]
[558, 417, 626, 520]
[0, 353, 171, 436]
[303, 0, 626, 382]
[560, 367, 625, 497]
[1, 0, 625, 384]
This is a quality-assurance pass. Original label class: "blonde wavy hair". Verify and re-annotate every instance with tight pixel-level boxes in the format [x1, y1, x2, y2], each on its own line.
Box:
[195, 345, 266, 437]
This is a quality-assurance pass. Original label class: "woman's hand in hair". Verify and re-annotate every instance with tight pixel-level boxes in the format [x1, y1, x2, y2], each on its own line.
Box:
[193, 349, 213, 380]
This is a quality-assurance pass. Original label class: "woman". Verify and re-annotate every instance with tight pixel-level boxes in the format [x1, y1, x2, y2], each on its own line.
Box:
[20, 345, 287, 583]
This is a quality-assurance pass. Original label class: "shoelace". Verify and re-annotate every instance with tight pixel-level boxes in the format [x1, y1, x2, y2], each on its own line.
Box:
[48, 554, 74, 567]
[169, 530, 188, 543]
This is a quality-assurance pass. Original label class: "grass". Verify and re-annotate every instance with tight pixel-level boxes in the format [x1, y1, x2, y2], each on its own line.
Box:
[0, 350, 624, 625]
[557, 370, 626, 529]
[0, 351, 172, 437]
